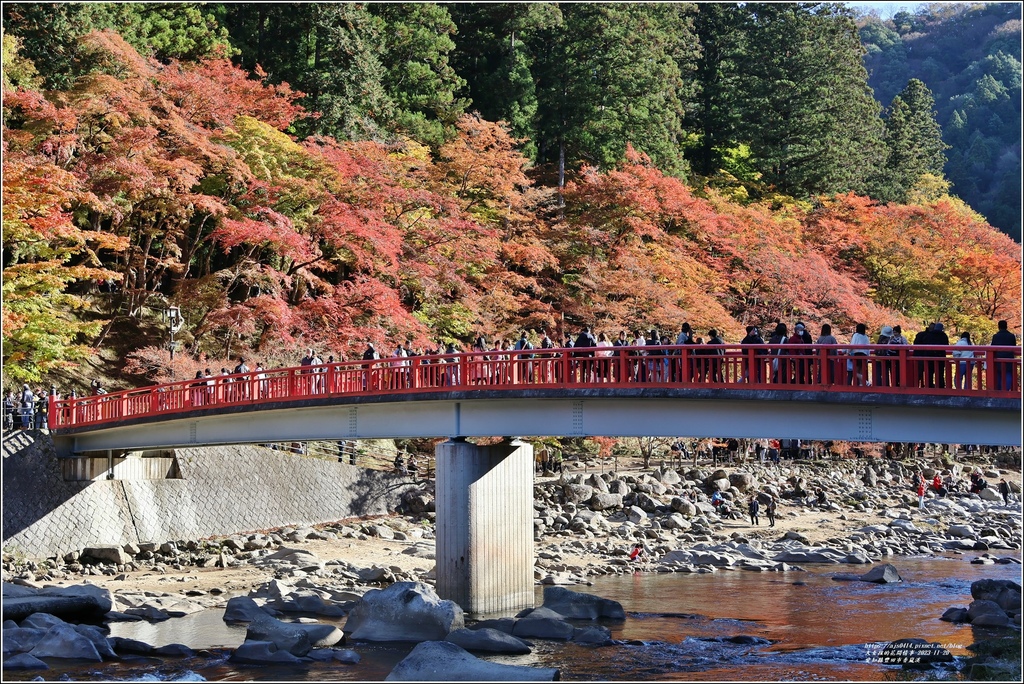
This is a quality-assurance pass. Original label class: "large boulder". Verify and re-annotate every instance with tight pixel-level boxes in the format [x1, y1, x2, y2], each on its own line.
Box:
[229, 640, 304, 665]
[245, 613, 312, 656]
[386, 641, 558, 681]
[670, 498, 697, 517]
[772, 550, 842, 564]
[3, 591, 110, 622]
[2, 627, 47, 655]
[246, 612, 343, 650]
[971, 579, 1021, 612]
[967, 600, 1009, 627]
[28, 624, 103, 661]
[541, 586, 625, 620]
[344, 582, 463, 642]
[511, 617, 575, 641]
[657, 469, 682, 486]
[562, 484, 594, 504]
[589, 492, 623, 511]
[860, 564, 902, 584]
[626, 506, 647, 524]
[445, 628, 531, 654]
[223, 596, 271, 623]
[2, 653, 49, 670]
[80, 546, 129, 566]
[729, 472, 754, 492]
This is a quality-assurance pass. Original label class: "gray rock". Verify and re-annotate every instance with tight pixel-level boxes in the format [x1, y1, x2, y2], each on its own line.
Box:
[979, 487, 1002, 502]
[626, 506, 647, 524]
[19, 613, 66, 631]
[333, 649, 361, 663]
[658, 469, 682, 485]
[729, 472, 754, 491]
[860, 564, 902, 583]
[72, 623, 117, 660]
[572, 625, 613, 644]
[124, 606, 171, 621]
[469, 618, 516, 634]
[664, 513, 691, 530]
[541, 586, 625, 620]
[843, 550, 871, 564]
[80, 546, 129, 566]
[710, 478, 731, 493]
[223, 596, 270, 623]
[371, 525, 395, 540]
[3, 595, 107, 623]
[967, 600, 1008, 625]
[940, 607, 968, 623]
[386, 640, 558, 681]
[29, 624, 102, 661]
[589, 492, 623, 511]
[2, 627, 47, 655]
[246, 611, 343, 652]
[153, 643, 194, 657]
[971, 578, 1022, 609]
[229, 640, 304, 665]
[948, 524, 976, 538]
[772, 550, 841, 564]
[445, 627, 531, 654]
[563, 484, 594, 504]
[511, 617, 575, 641]
[671, 498, 697, 517]
[2, 653, 48, 670]
[345, 582, 463, 642]
[108, 636, 154, 655]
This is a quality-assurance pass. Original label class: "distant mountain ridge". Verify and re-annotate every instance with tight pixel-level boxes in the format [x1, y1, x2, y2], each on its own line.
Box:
[858, 2, 1022, 241]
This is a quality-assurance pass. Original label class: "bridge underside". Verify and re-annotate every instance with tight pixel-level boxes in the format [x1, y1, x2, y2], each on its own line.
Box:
[53, 389, 1022, 454]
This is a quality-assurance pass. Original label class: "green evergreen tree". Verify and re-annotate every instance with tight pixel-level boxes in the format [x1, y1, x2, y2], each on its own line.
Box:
[685, 1, 746, 177]
[873, 78, 949, 203]
[531, 3, 695, 189]
[218, 3, 392, 140]
[736, 3, 885, 197]
[448, 2, 561, 160]
[367, 3, 468, 147]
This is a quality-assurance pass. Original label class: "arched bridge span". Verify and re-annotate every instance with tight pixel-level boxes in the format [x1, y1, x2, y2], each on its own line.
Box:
[50, 344, 1021, 453]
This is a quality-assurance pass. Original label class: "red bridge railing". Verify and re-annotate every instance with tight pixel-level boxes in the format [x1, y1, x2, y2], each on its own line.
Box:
[48, 344, 1022, 430]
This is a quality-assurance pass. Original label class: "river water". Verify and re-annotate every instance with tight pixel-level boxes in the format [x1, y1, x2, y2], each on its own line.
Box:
[12, 554, 1021, 682]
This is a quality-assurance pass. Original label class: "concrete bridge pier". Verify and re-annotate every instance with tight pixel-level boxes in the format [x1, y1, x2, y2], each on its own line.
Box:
[434, 437, 535, 616]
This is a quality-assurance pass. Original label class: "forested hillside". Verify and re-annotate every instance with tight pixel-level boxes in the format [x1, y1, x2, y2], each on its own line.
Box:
[2, 2, 1021, 389]
[858, 2, 1022, 240]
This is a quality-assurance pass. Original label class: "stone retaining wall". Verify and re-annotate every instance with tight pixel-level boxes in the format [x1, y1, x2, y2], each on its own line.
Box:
[2, 431, 411, 558]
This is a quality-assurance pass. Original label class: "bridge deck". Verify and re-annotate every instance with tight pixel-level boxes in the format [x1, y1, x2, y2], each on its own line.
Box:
[48, 344, 1021, 449]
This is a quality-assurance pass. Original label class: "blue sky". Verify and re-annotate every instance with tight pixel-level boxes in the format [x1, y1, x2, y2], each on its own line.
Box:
[846, 2, 923, 18]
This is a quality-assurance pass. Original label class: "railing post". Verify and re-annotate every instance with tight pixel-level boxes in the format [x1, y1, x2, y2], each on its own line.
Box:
[819, 346, 830, 386]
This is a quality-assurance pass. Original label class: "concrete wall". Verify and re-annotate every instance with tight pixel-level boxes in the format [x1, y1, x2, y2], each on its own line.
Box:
[2, 431, 411, 559]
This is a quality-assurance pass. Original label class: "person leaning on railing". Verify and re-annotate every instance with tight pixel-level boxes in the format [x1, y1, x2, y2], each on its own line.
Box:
[991, 319, 1019, 391]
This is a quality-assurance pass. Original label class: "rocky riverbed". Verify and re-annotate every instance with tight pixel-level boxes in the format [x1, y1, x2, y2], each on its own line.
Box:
[3, 455, 1021, 679]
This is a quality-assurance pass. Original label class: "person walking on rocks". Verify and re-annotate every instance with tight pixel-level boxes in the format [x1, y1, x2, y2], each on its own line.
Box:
[917, 477, 926, 509]
[748, 497, 760, 526]
[998, 478, 1010, 504]
[766, 497, 777, 527]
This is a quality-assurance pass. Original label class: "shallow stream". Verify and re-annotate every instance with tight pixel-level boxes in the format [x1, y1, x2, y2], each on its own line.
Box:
[10, 554, 1020, 681]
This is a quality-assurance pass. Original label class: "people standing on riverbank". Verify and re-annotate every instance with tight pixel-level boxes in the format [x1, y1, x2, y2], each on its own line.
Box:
[917, 477, 926, 509]
[766, 497, 777, 527]
[748, 497, 760, 526]
[998, 478, 1010, 504]
[629, 543, 644, 562]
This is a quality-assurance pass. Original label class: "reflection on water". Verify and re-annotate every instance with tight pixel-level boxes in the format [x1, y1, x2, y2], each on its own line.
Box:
[7, 554, 1019, 681]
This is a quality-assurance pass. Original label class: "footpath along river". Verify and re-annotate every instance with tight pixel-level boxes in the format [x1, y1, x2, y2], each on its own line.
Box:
[13, 553, 1020, 682]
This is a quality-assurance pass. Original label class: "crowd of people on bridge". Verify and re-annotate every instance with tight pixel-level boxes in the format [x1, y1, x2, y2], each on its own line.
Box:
[8, 318, 1019, 432]
[333, 317, 1018, 392]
